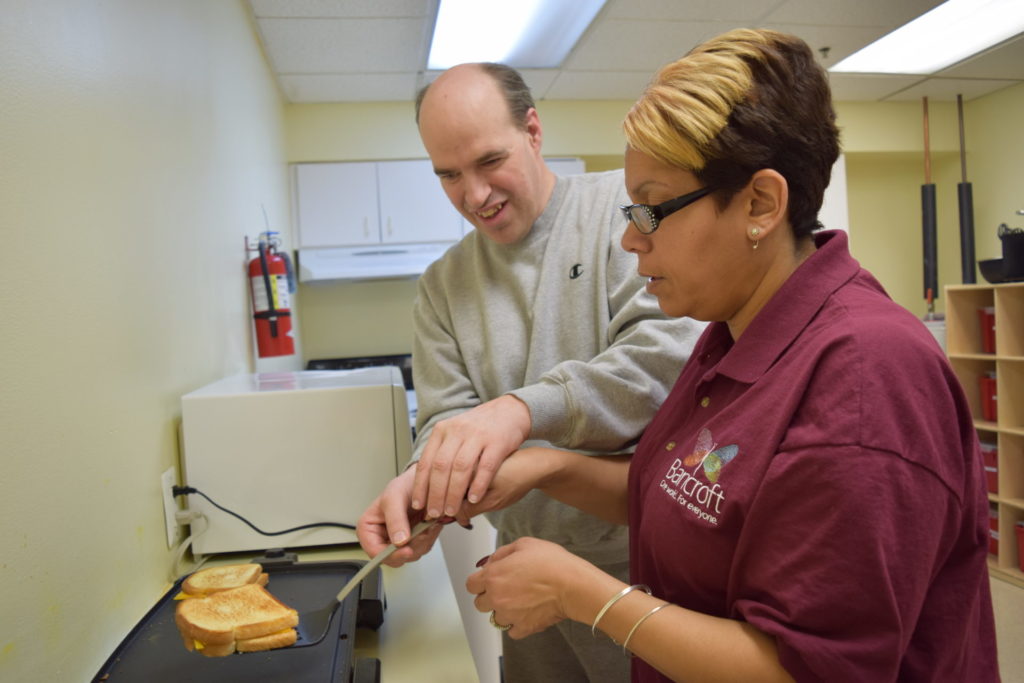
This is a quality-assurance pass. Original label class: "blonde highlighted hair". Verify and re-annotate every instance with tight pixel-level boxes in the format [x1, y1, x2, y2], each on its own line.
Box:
[624, 29, 840, 238]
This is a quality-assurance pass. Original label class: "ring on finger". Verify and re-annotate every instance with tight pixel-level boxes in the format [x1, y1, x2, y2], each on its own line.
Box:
[489, 611, 512, 631]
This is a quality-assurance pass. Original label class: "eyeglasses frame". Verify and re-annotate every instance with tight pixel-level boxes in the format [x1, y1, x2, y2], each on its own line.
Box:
[619, 186, 716, 234]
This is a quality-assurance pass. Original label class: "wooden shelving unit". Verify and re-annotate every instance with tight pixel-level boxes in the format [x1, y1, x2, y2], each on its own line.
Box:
[946, 283, 1024, 588]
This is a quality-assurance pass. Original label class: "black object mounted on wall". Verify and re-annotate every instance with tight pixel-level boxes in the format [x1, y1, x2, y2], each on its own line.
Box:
[957, 94, 977, 284]
[921, 96, 938, 314]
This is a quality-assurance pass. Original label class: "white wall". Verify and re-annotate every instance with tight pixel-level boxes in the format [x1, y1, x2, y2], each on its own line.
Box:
[0, 1, 291, 680]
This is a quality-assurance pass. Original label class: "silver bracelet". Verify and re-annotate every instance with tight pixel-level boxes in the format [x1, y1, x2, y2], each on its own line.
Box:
[621, 602, 670, 654]
[591, 584, 651, 637]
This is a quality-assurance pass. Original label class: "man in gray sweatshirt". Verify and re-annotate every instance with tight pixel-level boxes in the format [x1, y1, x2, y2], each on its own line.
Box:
[357, 62, 703, 683]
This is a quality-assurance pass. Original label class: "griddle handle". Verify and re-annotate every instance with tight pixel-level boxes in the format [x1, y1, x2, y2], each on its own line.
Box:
[356, 568, 386, 630]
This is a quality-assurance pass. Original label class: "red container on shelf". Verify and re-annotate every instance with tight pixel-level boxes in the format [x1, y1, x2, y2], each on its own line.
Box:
[985, 466, 999, 495]
[979, 372, 998, 422]
[989, 503, 1000, 556]
[978, 307, 996, 353]
[980, 442, 998, 469]
[1017, 523, 1024, 572]
[981, 442, 999, 494]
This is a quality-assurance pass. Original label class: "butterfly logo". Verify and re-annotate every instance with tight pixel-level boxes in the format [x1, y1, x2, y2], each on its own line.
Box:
[682, 427, 738, 483]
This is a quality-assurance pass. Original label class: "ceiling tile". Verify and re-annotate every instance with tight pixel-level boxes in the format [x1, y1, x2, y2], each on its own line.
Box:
[257, 17, 428, 73]
[249, 0, 432, 19]
[827, 73, 927, 102]
[567, 19, 732, 71]
[762, 0, 943, 28]
[515, 70, 562, 100]
[280, 73, 420, 102]
[542, 70, 652, 100]
[602, 0, 778, 22]
[882, 77, 1022, 102]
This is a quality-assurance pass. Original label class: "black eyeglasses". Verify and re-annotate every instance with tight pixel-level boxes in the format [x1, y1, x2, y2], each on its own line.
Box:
[619, 186, 715, 234]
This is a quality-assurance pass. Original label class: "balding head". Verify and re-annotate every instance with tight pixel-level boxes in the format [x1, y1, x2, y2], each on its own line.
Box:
[416, 62, 534, 131]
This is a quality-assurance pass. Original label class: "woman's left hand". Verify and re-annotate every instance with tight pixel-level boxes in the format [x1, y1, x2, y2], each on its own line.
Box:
[466, 536, 592, 639]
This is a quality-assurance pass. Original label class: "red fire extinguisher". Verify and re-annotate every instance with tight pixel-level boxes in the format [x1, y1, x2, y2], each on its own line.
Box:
[248, 231, 295, 358]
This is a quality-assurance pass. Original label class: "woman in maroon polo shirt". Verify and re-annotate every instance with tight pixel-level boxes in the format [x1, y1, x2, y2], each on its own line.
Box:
[464, 28, 999, 682]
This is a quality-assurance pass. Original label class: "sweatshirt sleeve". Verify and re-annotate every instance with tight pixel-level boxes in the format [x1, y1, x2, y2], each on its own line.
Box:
[510, 239, 705, 451]
[407, 265, 481, 465]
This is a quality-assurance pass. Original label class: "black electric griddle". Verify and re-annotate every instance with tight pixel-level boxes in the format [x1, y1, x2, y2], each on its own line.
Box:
[92, 550, 385, 683]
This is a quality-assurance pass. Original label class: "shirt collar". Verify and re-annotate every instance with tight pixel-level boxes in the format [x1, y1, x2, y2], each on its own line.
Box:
[713, 230, 861, 383]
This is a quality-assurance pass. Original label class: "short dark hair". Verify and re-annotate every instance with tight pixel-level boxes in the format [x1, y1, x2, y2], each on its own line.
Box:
[624, 29, 840, 239]
[415, 62, 536, 130]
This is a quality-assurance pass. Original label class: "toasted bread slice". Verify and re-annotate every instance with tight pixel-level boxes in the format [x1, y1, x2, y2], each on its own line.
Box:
[175, 583, 299, 656]
[181, 563, 267, 596]
[236, 627, 298, 652]
[180, 627, 297, 657]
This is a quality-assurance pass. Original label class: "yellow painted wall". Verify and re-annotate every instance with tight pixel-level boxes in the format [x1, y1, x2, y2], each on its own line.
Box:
[287, 88, 1023, 358]
[0, 1, 292, 680]
[965, 83, 1024, 262]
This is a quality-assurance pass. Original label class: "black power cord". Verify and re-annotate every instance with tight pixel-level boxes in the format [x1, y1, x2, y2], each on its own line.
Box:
[172, 485, 355, 536]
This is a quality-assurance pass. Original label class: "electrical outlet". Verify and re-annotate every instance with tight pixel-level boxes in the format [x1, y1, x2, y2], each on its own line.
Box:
[161, 466, 179, 548]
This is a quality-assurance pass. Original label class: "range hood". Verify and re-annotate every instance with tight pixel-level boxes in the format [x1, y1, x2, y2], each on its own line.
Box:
[297, 242, 455, 283]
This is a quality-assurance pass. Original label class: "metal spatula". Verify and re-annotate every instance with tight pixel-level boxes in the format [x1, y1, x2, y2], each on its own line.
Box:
[291, 519, 440, 647]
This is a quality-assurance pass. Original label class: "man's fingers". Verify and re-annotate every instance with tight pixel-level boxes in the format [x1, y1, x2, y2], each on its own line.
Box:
[443, 449, 480, 516]
[425, 437, 459, 518]
[410, 434, 441, 510]
[467, 446, 506, 505]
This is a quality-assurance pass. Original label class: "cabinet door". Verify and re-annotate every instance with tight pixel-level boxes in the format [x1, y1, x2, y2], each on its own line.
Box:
[546, 157, 585, 176]
[294, 162, 380, 247]
[377, 159, 463, 244]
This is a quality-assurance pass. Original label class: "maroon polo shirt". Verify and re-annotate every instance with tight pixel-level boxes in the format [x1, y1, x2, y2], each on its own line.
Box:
[628, 231, 998, 682]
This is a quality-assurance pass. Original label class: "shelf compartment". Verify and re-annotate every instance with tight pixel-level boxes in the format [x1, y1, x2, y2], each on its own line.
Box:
[997, 359, 1024, 431]
[1000, 433, 1024, 501]
[996, 505, 1024, 577]
[995, 283, 1024, 357]
[949, 356, 998, 425]
[946, 285, 995, 356]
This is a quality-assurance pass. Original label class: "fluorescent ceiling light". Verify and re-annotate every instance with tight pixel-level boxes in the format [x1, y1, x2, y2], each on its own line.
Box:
[831, 0, 1024, 74]
[427, 0, 606, 70]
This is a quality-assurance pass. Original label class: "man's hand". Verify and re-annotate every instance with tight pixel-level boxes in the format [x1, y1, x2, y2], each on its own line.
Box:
[411, 394, 531, 520]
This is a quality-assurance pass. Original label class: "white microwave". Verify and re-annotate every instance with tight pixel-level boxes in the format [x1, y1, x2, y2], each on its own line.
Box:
[179, 368, 410, 555]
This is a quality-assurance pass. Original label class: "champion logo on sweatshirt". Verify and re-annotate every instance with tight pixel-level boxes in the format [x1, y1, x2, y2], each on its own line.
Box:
[569, 264, 584, 279]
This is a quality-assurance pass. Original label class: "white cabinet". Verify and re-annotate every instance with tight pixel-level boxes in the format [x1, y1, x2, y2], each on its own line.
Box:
[293, 160, 462, 248]
[377, 160, 462, 244]
[294, 162, 380, 247]
[546, 157, 586, 176]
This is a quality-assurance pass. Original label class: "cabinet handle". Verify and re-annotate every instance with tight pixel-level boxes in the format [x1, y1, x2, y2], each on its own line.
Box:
[387, 217, 393, 238]
[363, 217, 369, 239]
